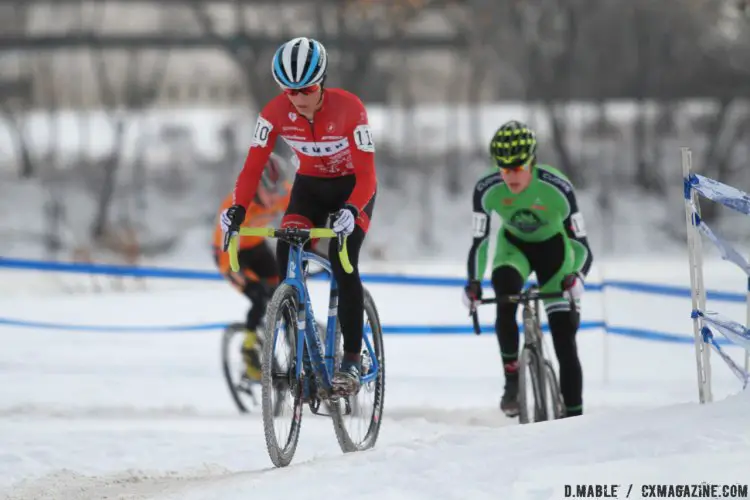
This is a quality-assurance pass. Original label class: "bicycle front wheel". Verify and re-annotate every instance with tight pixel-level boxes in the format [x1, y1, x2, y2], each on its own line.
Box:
[518, 346, 546, 424]
[542, 360, 565, 420]
[261, 283, 303, 467]
[330, 287, 385, 453]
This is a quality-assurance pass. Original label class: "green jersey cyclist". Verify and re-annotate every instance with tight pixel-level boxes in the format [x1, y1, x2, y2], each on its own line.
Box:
[462, 120, 593, 419]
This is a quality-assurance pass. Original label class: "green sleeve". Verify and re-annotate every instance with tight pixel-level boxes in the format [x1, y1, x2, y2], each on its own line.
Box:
[537, 166, 594, 277]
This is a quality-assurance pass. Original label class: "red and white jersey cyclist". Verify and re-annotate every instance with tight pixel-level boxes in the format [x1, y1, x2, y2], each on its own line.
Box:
[219, 36, 378, 397]
[231, 44, 376, 233]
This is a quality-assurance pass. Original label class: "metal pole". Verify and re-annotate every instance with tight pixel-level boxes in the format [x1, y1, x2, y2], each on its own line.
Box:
[682, 147, 712, 403]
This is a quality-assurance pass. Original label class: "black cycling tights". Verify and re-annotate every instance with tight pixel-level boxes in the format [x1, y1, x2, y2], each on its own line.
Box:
[491, 265, 583, 414]
[236, 243, 278, 331]
[276, 227, 366, 357]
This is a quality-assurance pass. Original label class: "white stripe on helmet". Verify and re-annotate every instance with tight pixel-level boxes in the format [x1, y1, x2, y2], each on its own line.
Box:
[295, 38, 310, 82]
[281, 39, 297, 83]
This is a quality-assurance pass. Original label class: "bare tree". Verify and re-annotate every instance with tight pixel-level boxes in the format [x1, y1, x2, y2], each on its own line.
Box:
[0, 77, 34, 179]
[80, 3, 172, 242]
[188, 1, 280, 109]
[442, 1, 512, 195]
[529, 0, 586, 185]
[0, 3, 35, 179]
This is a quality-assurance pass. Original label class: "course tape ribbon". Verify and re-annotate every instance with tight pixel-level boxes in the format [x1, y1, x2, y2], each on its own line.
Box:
[0, 257, 745, 302]
[0, 317, 734, 345]
[0, 256, 745, 343]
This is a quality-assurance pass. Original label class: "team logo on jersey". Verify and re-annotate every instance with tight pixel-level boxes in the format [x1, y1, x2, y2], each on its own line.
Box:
[540, 171, 572, 194]
[509, 209, 546, 233]
[503, 198, 513, 205]
[282, 137, 349, 156]
[326, 122, 336, 133]
[531, 197, 547, 210]
[288, 112, 298, 122]
[476, 173, 501, 193]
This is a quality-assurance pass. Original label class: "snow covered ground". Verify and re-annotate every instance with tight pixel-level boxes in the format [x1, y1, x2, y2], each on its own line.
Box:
[0, 258, 749, 499]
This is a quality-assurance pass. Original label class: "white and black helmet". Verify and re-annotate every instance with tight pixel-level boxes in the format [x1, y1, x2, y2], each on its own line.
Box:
[271, 37, 328, 89]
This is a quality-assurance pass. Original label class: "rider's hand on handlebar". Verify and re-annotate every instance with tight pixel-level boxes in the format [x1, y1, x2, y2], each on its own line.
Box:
[220, 205, 246, 251]
[332, 204, 358, 236]
[561, 272, 584, 301]
[462, 280, 482, 309]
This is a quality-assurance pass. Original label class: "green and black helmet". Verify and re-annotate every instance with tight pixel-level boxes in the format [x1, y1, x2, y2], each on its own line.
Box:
[490, 120, 537, 169]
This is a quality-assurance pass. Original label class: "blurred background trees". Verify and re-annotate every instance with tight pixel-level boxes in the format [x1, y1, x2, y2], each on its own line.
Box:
[0, 0, 749, 262]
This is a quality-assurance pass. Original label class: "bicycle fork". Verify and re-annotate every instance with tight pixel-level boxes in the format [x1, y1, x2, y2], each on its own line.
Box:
[297, 292, 334, 395]
[523, 305, 549, 420]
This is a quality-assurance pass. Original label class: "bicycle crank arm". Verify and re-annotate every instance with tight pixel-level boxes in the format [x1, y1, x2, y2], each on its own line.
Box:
[308, 398, 333, 417]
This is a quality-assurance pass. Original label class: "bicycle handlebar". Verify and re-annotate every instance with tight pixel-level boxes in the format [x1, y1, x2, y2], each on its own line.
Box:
[226, 227, 353, 275]
[470, 289, 575, 335]
[476, 290, 569, 305]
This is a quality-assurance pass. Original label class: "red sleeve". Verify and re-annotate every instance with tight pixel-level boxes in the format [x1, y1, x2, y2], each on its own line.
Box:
[232, 103, 279, 210]
[345, 96, 377, 214]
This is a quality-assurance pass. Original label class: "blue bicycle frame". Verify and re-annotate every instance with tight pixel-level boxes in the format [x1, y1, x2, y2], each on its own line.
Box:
[279, 242, 380, 396]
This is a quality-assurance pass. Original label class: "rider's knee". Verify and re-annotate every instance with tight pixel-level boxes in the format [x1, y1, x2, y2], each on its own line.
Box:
[491, 266, 524, 294]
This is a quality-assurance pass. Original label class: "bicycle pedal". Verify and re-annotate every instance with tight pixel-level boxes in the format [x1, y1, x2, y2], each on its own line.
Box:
[308, 397, 320, 412]
[237, 383, 259, 405]
[238, 375, 256, 390]
[308, 397, 332, 417]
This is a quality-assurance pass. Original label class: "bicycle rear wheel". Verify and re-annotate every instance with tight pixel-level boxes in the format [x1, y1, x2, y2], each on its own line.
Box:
[221, 322, 255, 413]
[261, 283, 304, 467]
[518, 346, 546, 424]
[330, 287, 385, 453]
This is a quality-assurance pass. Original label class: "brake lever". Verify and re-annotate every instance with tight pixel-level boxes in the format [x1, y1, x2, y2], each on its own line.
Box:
[222, 229, 235, 252]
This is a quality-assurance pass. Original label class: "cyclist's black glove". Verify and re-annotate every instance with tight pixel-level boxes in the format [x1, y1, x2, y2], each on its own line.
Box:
[220, 204, 246, 251]
[463, 280, 482, 309]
